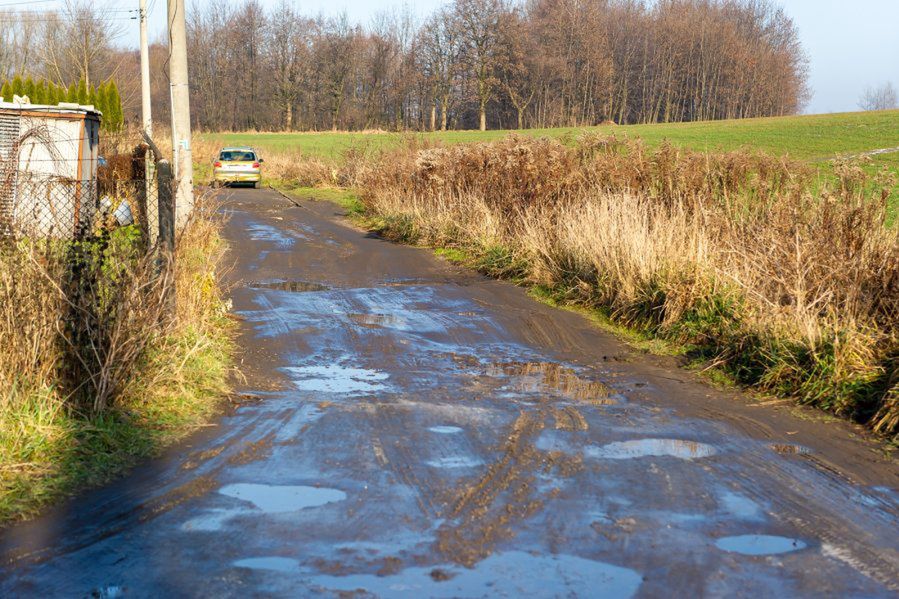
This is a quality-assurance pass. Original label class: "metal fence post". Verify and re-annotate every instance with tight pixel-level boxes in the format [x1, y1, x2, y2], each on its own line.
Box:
[156, 158, 176, 318]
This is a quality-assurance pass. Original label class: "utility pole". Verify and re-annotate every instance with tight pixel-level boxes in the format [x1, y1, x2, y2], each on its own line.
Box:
[167, 0, 193, 224]
[139, 0, 152, 138]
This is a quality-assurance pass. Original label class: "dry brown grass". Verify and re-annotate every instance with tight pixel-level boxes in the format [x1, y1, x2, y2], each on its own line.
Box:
[0, 183, 233, 522]
[360, 135, 899, 435]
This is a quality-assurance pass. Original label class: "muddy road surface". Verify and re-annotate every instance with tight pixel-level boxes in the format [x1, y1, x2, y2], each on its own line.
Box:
[1, 188, 897, 597]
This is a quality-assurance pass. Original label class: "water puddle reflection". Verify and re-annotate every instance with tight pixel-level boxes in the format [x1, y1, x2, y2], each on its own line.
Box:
[587, 438, 717, 460]
[715, 534, 807, 556]
[487, 361, 615, 404]
[249, 280, 330, 293]
[429, 426, 464, 435]
[349, 313, 402, 328]
[218, 483, 346, 513]
[246, 222, 302, 248]
[307, 551, 642, 598]
[284, 364, 388, 395]
[426, 456, 483, 469]
[233, 557, 301, 573]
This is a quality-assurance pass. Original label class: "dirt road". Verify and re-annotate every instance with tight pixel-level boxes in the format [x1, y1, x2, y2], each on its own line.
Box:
[1, 188, 897, 597]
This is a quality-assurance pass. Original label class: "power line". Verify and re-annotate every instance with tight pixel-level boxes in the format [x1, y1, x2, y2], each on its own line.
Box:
[0, 0, 57, 7]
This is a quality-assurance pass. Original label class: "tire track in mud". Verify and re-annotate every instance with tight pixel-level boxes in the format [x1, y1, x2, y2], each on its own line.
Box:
[434, 404, 586, 567]
[717, 455, 899, 591]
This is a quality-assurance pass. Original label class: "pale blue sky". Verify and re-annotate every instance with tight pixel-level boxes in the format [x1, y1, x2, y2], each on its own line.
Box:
[133, 0, 899, 114]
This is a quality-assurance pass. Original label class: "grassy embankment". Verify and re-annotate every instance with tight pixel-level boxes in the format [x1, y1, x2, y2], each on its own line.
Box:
[199, 111, 899, 438]
[0, 199, 234, 524]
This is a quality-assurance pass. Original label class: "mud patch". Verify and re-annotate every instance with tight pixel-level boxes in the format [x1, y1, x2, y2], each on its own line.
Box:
[552, 406, 589, 431]
[227, 433, 275, 465]
[284, 364, 388, 395]
[587, 438, 717, 460]
[138, 475, 218, 523]
[436, 411, 551, 566]
[249, 280, 330, 292]
[233, 556, 300, 572]
[307, 551, 642, 597]
[180, 445, 226, 471]
[181, 508, 246, 532]
[715, 534, 807, 556]
[769, 443, 811, 456]
[218, 483, 346, 513]
[487, 361, 613, 403]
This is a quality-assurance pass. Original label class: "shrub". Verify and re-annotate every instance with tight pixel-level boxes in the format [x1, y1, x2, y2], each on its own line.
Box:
[360, 135, 899, 436]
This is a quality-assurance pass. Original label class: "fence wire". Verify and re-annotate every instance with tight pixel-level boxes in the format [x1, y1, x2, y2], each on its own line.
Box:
[0, 160, 161, 247]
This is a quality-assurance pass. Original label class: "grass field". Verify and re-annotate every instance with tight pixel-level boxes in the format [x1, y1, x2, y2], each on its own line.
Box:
[201, 110, 899, 217]
[202, 109, 899, 168]
[203, 110, 899, 159]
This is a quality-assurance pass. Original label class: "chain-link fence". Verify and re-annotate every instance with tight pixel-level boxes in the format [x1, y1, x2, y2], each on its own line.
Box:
[0, 174, 162, 242]
[0, 145, 169, 249]
[0, 137, 177, 411]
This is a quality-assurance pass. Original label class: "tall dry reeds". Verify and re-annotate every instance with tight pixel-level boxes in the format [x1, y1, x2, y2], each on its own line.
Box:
[360, 135, 899, 435]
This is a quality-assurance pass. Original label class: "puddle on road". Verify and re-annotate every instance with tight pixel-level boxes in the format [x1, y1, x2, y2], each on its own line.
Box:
[715, 534, 807, 556]
[426, 456, 484, 469]
[487, 361, 616, 404]
[307, 550, 642, 598]
[249, 280, 330, 293]
[719, 491, 764, 521]
[218, 483, 346, 513]
[246, 222, 302, 248]
[587, 438, 718, 460]
[284, 364, 388, 395]
[234, 557, 301, 573]
[348, 313, 401, 328]
[429, 426, 464, 435]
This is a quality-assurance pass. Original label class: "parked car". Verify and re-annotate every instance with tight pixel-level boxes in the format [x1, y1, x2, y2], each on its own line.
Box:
[212, 146, 263, 188]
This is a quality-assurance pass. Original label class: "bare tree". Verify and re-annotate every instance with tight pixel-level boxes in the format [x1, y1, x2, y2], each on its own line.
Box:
[453, 0, 506, 131]
[40, 0, 125, 87]
[419, 8, 462, 131]
[267, 2, 313, 130]
[859, 82, 898, 112]
[1, 0, 811, 132]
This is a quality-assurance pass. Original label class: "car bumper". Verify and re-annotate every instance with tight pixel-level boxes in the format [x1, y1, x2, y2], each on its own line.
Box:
[213, 170, 261, 183]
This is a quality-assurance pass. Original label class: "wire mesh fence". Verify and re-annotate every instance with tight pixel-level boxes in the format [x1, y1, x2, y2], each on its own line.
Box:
[0, 175, 163, 242]
[0, 148, 167, 249]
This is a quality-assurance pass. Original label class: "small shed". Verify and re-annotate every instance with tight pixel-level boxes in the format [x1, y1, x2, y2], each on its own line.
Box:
[0, 97, 101, 238]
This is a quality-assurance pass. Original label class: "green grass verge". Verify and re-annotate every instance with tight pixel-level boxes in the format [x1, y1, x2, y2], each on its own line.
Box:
[0, 322, 232, 524]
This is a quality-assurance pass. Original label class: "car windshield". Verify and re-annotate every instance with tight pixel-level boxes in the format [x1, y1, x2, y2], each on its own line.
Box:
[219, 150, 256, 162]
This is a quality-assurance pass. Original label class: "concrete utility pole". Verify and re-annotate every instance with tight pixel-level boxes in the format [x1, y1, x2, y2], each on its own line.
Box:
[167, 0, 193, 224]
[139, 0, 152, 137]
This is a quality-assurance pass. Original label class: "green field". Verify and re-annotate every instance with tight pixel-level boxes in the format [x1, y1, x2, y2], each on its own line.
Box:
[200, 110, 899, 217]
[203, 110, 899, 163]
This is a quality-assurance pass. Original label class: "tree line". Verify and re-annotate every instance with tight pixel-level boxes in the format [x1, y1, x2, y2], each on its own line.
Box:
[0, 76, 124, 131]
[184, 0, 808, 132]
[0, 0, 809, 133]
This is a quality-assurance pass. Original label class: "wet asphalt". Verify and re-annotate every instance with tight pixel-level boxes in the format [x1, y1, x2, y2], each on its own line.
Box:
[1, 187, 897, 598]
